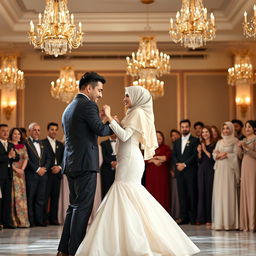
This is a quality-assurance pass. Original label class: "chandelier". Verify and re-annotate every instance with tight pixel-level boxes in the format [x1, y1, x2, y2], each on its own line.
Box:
[28, 0, 83, 57]
[51, 66, 79, 103]
[243, 5, 256, 38]
[169, 0, 216, 49]
[228, 54, 255, 86]
[0, 56, 25, 90]
[126, 36, 170, 98]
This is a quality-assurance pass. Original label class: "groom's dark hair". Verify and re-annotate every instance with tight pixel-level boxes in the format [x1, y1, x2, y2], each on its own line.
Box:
[79, 72, 106, 90]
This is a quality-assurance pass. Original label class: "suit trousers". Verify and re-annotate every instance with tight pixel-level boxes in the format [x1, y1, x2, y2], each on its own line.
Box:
[58, 171, 97, 255]
[0, 178, 12, 226]
[26, 172, 48, 225]
[176, 168, 198, 223]
[45, 172, 61, 223]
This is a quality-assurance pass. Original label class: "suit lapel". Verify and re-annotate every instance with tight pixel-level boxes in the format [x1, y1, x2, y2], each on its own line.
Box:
[0, 142, 6, 152]
[28, 138, 40, 159]
[46, 138, 55, 156]
[182, 135, 191, 155]
[106, 140, 113, 155]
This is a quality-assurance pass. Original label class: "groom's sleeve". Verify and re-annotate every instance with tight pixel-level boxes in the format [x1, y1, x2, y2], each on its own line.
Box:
[83, 101, 113, 136]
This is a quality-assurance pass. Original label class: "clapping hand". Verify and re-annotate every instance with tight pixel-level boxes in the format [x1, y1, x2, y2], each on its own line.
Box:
[8, 148, 16, 159]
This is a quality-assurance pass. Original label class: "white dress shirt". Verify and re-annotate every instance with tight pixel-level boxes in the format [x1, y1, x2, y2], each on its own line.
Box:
[0, 139, 8, 151]
[30, 136, 41, 157]
[47, 136, 57, 164]
[110, 139, 117, 156]
[181, 133, 190, 154]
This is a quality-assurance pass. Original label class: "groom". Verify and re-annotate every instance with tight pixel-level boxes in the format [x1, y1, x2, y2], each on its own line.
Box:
[57, 72, 113, 256]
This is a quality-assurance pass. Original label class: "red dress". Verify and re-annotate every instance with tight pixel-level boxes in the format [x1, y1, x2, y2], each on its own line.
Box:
[145, 144, 171, 212]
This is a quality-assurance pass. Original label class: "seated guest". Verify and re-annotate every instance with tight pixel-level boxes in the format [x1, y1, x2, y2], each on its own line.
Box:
[100, 134, 117, 198]
[145, 131, 171, 212]
[231, 119, 245, 140]
[196, 126, 216, 226]
[9, 128, 30, 228]
[25, 122, 51, 227]
[193, 121, 204, 140]
[42, 122, 64, 225]
[0, 124, 19, 229]
[169, 129, 181, 220]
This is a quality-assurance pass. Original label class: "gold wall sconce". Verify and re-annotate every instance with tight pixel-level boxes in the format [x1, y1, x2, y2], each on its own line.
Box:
[2, 100, 16, 120]
[235, 96, 250, 117]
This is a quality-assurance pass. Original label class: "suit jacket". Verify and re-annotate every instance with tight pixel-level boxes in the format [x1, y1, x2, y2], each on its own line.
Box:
[173, 135, 199, 175]
[25, 138, 51, 174]
[62, 94, 113, 173]
[42, 138, 64, 178]
[0, 142, 20, 180]
[100, 139, 117, 171]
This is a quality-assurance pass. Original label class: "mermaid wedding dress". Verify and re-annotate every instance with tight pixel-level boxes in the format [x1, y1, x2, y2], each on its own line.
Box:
[76, 119, 200, 256]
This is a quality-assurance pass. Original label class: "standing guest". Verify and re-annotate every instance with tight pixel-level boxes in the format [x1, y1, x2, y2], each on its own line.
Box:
[9, 128, 30, 228]
[194, 121, 204, 140]
[212, 121, 240, 230]
[100, 134, 117, 198]
[211, 125, 221, 143]
[0, 124, 19, 229]
[20, 128, 28, 143]
[231, 119, 245, 140]
[25, 122, 51, 227]
[196, 126, 216, 226]
[145, 131, 171, 212]
[238, 120, 256, 232]
[173, 119, 199, 224]
[169, 129, 181, 220]
[42, 122, 64, 225]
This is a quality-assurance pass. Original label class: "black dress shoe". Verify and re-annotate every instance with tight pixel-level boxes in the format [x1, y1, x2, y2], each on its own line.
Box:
[3, 224, 17, 229]
[36, 222, 48, 227]
[176, 218, 189, 225]
[49, 221, 60, 225]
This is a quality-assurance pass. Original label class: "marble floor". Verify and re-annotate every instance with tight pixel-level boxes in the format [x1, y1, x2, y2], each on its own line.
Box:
[0, 225, 255, 255]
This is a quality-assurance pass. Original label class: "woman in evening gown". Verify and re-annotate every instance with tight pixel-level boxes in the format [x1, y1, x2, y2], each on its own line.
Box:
[76, 86, 200, 256]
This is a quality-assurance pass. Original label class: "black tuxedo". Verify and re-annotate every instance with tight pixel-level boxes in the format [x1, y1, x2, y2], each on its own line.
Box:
[0, 142, 19, 227]
[25, 138, 51, 226]
[100, 139, 117, 198]
[58, 94, 113, 255]
[173, 135, 199, 224]
[42, 138, 64, 224]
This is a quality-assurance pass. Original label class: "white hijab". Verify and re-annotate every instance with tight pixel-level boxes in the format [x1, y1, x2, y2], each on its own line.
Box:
[121, 86, 158, 160]
[222, 121, 238, 146]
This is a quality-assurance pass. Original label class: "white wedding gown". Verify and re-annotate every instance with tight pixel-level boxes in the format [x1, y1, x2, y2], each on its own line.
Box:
[76, 120, 200, 256]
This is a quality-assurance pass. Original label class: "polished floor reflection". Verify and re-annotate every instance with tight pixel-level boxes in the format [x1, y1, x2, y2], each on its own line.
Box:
[0, 225, 255, 255]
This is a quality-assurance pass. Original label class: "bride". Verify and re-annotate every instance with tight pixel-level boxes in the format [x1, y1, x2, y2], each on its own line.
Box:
[76, 86, 200, 256]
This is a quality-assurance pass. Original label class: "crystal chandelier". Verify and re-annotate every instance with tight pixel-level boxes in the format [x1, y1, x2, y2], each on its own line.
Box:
[28, 0, 83, 57]
[169, 0, 216, 49]
[126, 36, 170, 98]
[51, 66, 79, 103]
[0, 56, 25, 90]
[228, 55, 255, 86]
[243, 5, 256, 38]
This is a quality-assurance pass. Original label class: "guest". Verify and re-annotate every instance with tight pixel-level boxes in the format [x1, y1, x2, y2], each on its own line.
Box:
[100, 134, 117, 198]
[20, 128, 28, 143]
[194, 121, 204, 140]
[212, 121, 240, 230]
[42, 122, 64, 225]
[231, 119, 245, 140]
[211, 125, 221, 143]
[0, 124, 19, 229]
[25, 122, 51, 227]
[9, 128, 30, 228]
[238, 120, 256, 232]
[145, 131, 171, 212]
[169, 129, 181, 220]
[173, 119, 199, 224]
[196, 126, 216, 226]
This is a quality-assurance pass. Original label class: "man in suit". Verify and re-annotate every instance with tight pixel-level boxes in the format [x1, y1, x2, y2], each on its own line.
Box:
[42, 122, 64, 225]
[25, 122, 51, 227]
[173, 119, 199, 225]
[57, 72, 113, 256]
[100, 134, 117, 198]
[0, 124, 19, 229]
